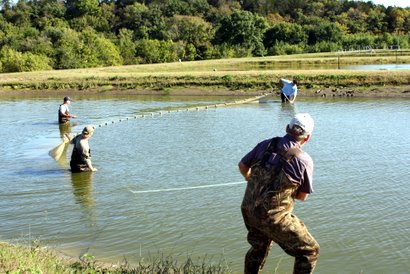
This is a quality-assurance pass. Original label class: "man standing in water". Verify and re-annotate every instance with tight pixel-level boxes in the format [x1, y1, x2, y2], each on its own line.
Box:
[58, 96, 77, 124]
[279, 79, 298, 103]
[70, 125, 97, 172]
[238, 113, 319, 274]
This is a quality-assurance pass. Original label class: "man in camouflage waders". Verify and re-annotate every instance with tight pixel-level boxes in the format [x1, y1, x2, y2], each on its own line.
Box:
[239, 113, 319, 274]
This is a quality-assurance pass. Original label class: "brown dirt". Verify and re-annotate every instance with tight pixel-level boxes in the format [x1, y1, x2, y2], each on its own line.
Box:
[0, 85, 409, 98]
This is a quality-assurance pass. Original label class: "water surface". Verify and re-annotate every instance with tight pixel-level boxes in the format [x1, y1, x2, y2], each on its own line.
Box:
[0, 95, 409, 273]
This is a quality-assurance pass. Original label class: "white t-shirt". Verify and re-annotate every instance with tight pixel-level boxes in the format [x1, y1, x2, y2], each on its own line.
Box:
[59, 104, 69, 114]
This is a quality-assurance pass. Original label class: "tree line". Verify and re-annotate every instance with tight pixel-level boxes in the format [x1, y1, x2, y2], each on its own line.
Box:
[0, 0, 409, 72]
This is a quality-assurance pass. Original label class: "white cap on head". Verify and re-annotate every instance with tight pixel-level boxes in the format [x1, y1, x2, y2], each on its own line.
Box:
[82, 125, 95, 136]
[289, 113, 314, 136]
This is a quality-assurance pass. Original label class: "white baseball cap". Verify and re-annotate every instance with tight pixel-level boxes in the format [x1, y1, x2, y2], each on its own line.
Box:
[289, 113, 314, 136]
[82, 125, 95, 136]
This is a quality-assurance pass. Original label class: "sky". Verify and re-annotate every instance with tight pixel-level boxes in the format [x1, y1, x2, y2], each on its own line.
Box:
[370, 0, 409, 8]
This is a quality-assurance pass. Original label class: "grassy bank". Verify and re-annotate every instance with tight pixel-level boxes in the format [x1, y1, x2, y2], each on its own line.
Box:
[0, 241, 231, 274]
[0, 51, 410, 97]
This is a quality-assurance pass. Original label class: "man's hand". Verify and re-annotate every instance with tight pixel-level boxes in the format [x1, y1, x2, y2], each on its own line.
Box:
[296, 191, 309, 201]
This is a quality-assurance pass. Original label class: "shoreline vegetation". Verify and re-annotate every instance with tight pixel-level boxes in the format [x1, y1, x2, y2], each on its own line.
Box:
[0, 241, 231, 273]
[1, 52, 410, 99]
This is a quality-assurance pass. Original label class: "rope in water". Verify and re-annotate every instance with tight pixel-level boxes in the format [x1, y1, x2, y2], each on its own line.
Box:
[95, 92, 272, 128]
[128, 180, 246, 194]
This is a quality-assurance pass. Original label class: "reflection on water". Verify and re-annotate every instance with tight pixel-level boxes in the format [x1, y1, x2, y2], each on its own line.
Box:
[71, 171, 95, 210]
[70, 171, 101, 258]
[280, 102, 297, 118]
[59, 123, 72, 138]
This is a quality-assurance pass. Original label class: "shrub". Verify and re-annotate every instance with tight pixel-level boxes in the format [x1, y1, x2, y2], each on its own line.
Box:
[268, 42, 304, 55]
[0, 47, 51, 72]
[135, 39, 178, 63]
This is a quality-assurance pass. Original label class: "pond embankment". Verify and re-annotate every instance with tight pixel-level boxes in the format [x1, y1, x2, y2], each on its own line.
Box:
[1, 52, 410, 98]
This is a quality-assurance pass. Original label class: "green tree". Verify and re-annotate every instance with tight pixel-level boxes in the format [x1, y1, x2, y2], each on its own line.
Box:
[264, 22, 307, 49]
[214, 9, 268, 56]
[118, 2, 148, 34]
[65, 0, 100, 18]
[168, 15, 214, 60]
[116, 28, 136, 65]
[337, 7, 367, 34]
[3, 0, 32, 27]
[117, 3, 168, 40]
[366, 7, 387, 34]
[304, 21, 343, 45]
[135, 39, 178, 63]
[80, 28, 123, 67]
[385, 7, 407, 34]
[53, 27, 83, 68]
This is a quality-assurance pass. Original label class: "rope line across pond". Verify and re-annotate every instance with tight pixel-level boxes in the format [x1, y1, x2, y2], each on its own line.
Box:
[128, 180, 246, 194]
[95, 92, 272, 128]
[49, 92, 271, 161]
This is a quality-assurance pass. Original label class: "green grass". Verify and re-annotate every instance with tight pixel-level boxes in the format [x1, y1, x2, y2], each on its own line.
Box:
[0, 241, 232, 274]
[0, 51, 409, 95]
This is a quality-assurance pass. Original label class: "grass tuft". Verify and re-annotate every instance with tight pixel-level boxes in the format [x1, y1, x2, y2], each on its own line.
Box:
[0, 242, 232, 274]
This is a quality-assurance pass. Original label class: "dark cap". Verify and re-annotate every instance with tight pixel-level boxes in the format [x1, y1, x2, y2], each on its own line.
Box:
[64, 96, 72, 102]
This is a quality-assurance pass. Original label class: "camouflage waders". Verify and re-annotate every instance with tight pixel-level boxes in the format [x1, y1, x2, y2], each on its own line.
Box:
[241, 138, 319, 274]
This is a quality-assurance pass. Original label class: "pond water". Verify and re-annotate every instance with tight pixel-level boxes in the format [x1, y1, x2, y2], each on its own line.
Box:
[345, 64, 410, 70]
[230, 62, 410, 71]
[0, 94, 409, 273]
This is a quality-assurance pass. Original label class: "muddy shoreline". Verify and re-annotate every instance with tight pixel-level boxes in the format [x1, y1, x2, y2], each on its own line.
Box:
[0, 85, 409, 98]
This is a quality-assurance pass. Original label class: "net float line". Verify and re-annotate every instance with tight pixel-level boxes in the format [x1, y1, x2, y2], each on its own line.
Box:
[95, 92, 272, 128]
[49, 92, 272, 160]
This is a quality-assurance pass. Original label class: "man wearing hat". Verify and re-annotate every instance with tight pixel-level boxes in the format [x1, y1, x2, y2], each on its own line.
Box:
[238, 113, 319, 274]
[70, 125, 97, 172]
[58, 96, 77, 124]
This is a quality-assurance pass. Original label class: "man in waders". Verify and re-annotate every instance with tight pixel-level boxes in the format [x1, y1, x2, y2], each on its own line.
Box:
[239, 113, 319, 274]
[279, 79, 298, 103]
[70, 125, 97, 172]
[58, 96, 77, 124]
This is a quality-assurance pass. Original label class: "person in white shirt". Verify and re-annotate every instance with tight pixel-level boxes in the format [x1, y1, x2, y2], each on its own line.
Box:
[280, 79, 298, 103]
[58, 96, 77, 124]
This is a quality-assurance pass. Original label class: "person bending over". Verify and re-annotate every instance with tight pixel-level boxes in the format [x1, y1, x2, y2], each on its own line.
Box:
[70, 126, 97, 172]
[279, 79, 298, 103]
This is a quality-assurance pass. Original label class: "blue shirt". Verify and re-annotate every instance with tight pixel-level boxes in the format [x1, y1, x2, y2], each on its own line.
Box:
[240, 134, 314, 193]
[281, 79, 297, 97]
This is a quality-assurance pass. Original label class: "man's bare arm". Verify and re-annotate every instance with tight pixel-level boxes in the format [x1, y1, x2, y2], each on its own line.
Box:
[238, 161, 251, 181]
